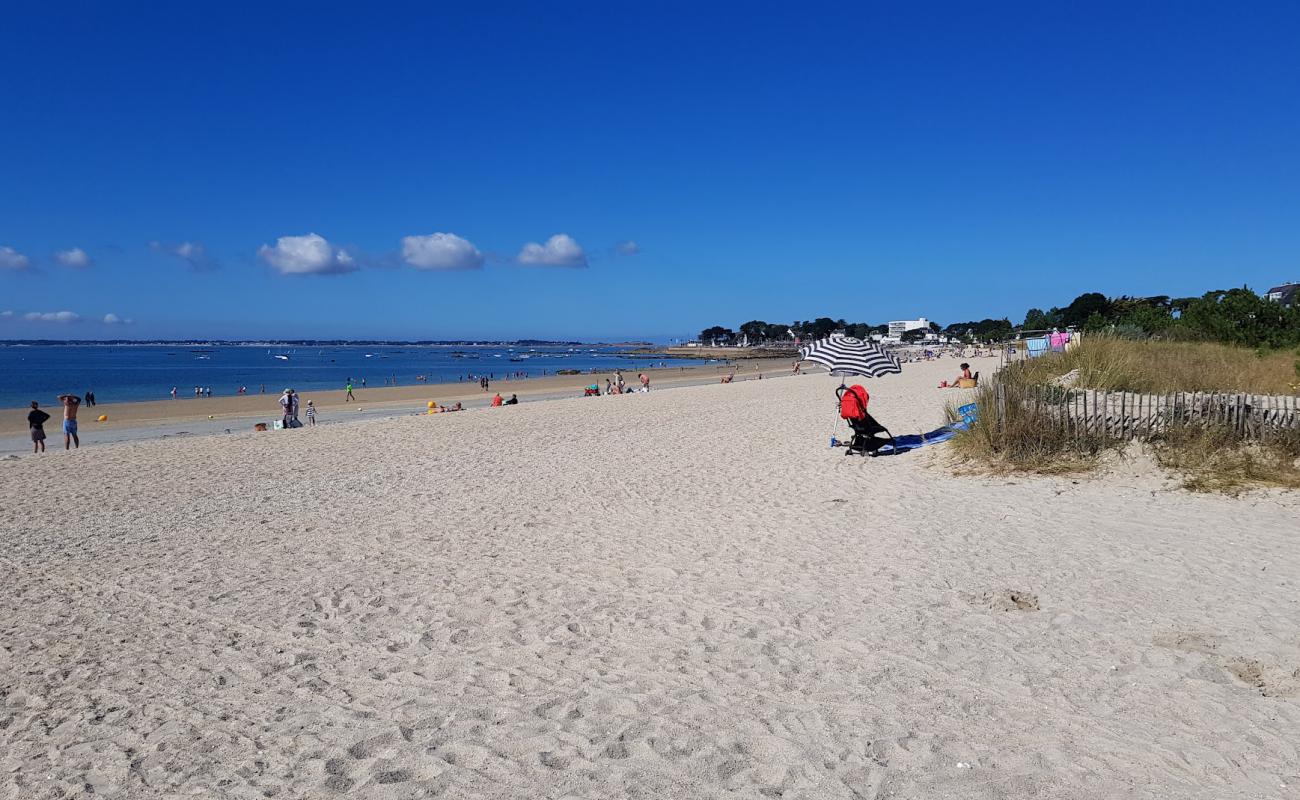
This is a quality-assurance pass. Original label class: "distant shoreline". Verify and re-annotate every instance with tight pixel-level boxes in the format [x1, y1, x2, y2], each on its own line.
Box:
[630, 345, 799, 360]
[0, 339, 657, 348]
[0, 357, 794, 444]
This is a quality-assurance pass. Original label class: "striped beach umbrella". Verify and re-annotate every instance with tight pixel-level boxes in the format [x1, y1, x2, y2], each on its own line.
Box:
[798, 335, 902, 378]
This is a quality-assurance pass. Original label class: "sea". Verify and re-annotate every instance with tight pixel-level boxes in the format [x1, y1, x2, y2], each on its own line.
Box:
[0, 344, 708, 408]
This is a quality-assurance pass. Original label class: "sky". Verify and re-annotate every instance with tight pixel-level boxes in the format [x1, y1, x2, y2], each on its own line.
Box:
[2, 1, 1298, 341]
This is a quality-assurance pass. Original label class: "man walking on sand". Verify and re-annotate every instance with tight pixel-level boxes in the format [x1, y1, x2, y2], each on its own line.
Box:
[345, 379, 356, 402]
[57, 394, 81, 449]
[28, 401, 50, 454]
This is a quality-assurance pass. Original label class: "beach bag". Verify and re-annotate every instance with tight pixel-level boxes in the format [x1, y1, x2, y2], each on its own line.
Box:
[839, 385, 869, 421]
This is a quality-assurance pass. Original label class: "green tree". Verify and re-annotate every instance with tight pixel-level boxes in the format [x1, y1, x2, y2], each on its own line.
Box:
[1022, 308, 1050, 330]
[844, 322, 873, 339]
[698, 326, 734, 345]
[806, 317, 839, 339]
[738, 320, 768, 344]
[1178, 288, 1300, 348]
[1062, 293, 1113, 328]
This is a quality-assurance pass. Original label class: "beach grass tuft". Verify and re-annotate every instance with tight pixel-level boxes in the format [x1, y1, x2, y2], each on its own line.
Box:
[1150, 422, 1300, 495]
[947, 381, 1115, 474]
[1006, 337, 1300, 394]
[951, 337, 1300, 490]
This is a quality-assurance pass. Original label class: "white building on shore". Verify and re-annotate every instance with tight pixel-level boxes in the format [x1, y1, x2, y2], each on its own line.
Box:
[886, 317, 933, 341]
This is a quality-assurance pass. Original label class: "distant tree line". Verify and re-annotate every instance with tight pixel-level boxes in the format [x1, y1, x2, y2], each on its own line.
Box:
[697, 286, 1300, 349]
[1021, 287, 1300, 348]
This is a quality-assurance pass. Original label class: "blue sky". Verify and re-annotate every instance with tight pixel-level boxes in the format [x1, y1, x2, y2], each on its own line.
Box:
[2, 1, 1298, 341]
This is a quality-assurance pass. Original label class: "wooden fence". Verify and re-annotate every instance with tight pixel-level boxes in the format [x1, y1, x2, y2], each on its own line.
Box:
[991, 382, 1300, 442]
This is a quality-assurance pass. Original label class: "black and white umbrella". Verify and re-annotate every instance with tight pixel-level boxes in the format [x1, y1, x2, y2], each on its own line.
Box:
[799, 335, 902, 378]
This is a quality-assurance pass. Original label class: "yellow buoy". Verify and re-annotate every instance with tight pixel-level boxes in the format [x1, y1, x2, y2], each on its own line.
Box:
[97, 414, 108, 422]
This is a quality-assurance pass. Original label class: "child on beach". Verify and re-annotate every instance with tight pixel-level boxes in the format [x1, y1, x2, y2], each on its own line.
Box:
[305, 400, 316, 426]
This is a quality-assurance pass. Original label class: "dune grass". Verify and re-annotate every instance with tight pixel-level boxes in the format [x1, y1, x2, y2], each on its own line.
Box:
[948, 381, 1115, 474]
[1009, 338, 1300, 394]
[951, 338, 1300, 491]
[1151, 423, 1300, 495]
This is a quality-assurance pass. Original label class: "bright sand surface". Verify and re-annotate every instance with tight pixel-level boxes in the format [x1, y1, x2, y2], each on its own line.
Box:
[2, 357, 1298, 799]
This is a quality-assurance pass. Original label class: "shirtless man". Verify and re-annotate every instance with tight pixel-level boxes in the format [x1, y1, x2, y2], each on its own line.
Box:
[57, 394, 81, 449]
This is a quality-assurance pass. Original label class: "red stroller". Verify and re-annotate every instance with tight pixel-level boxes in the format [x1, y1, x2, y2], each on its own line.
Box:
[837, 384, 895, 456]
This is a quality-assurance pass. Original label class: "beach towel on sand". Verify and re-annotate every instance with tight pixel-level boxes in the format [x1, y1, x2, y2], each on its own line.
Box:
[870, 404, 976, 456]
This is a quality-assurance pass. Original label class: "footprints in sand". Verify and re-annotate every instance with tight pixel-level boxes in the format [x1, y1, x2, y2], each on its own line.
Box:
[1155, 632, 1299, 697]
[324, 728, 454, 794]
[963, 588, 1039, 612]
[1223, 657, 1300, 697]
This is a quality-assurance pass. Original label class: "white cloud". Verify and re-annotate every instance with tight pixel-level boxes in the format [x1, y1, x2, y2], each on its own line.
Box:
[151, 240, 216, 270]
[616, 240, 640, 256]
[401, 232, 484, 270]
[517, 233, 588, 267]
[0, 246, 30, 270]
[0, 310, 13, 318]
[103, 313, 127, 324]
[257, 233, 357, 275]
[54, 247, 92, 268]
[24, 310, 81, 323]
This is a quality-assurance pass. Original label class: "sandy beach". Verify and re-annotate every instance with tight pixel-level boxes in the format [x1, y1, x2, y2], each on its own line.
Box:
[2, 357, 1297, 799]
[0, 359, 787, 451]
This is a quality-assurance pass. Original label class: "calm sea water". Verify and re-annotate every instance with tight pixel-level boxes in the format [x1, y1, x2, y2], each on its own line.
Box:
[0, 345, 707, 408]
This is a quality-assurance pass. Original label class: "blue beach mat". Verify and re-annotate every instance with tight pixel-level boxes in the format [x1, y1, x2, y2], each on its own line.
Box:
[871, 403, 977, 456]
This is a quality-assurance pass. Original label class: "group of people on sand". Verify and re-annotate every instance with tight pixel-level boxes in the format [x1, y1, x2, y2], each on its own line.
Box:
[27, 395, 83, 453]
[600, 370, 652, 395]
[490, 393, 518, 406]
[277, 389, 316, 428]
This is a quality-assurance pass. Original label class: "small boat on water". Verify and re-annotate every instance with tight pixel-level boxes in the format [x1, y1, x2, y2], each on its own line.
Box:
[273, 354, 290, 361]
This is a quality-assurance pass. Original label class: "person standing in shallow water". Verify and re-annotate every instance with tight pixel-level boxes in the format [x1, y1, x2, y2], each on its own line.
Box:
[28, 401, 50, 454]
[57, 394, 81, 450]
